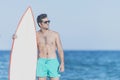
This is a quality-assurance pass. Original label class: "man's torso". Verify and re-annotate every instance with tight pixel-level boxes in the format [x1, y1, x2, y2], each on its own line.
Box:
[37, 30, 57, 58]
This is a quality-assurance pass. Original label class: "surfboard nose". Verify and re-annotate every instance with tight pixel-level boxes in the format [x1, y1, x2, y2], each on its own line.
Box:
[25, 7, 32, 15]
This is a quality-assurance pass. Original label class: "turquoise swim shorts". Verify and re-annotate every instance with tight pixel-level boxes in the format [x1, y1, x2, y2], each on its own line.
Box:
[36, 58, 60, 78]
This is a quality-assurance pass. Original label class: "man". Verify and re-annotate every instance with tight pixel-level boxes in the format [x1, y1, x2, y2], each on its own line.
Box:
[36, 14, 64, 80]
[13, 14, 64, 80]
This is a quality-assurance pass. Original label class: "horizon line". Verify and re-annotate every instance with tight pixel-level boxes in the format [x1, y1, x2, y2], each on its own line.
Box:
[0, 49, 120, 51]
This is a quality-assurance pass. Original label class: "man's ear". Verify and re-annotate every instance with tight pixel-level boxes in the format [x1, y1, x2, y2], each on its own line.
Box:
[39, 23, 42, 27]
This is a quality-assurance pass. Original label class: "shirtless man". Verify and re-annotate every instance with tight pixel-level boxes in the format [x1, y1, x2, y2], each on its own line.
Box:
[13, 14, 64, 80]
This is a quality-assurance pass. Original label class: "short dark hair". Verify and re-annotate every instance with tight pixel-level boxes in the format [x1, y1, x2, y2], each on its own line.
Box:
[37, 14, 47, 26]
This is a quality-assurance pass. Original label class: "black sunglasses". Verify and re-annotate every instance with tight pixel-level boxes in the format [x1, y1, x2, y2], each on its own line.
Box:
[42, 20, 50, 24]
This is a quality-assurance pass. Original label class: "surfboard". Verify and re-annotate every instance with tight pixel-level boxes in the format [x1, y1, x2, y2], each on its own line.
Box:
[8, 7, 37, 80]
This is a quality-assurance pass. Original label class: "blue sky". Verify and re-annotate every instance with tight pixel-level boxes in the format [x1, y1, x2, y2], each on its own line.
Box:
[0, 0, 120, 50]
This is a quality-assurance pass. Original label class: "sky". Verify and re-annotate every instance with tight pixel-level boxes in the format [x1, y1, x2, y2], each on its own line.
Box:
[0, 0, 120, 50]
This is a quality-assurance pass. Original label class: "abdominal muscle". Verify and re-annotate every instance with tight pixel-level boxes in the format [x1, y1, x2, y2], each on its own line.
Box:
[38, 44, 57, 58]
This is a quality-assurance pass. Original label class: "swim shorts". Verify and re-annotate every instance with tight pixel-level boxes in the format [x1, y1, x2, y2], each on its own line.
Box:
[36, 58, 60, 78]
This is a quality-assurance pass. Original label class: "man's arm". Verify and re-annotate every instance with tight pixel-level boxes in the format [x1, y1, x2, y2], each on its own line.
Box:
[55, 32, 64, 72]
[36, 32, 39, 59]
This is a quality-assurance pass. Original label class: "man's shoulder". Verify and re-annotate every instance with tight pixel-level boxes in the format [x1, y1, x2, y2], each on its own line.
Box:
[36, 30, 40, 36]
[50, 30, 59, 35]
[50, 30, 60, 38]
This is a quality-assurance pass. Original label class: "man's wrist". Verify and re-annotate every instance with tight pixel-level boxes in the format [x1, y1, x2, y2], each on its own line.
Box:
[60, 62, 64, 65]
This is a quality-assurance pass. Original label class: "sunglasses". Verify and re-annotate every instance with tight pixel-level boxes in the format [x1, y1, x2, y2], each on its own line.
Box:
[42, 20, 50, 24]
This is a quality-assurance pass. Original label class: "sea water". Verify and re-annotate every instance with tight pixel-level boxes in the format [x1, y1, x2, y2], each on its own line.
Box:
[0, 50, 120, 80]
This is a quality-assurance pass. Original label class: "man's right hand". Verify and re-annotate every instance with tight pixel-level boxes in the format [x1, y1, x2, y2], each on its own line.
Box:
[12, 34, 17, 39]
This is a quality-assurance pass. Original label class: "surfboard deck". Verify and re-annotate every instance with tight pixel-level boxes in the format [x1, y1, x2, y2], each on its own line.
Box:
[8, 7, 37, 80]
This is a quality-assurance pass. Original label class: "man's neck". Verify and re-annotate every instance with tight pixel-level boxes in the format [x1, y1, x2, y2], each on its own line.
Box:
[40, 29, 49, 34]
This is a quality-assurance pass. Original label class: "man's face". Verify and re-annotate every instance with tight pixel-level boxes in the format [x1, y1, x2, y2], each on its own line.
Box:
[39, 17, 50, 30]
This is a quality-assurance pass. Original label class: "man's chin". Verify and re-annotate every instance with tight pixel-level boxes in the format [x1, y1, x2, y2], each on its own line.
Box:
[42, 27, 49, 30]
[45, 28, 49, 30]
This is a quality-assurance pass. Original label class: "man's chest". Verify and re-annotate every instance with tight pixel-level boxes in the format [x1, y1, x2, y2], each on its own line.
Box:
[38, 35, 56, 45]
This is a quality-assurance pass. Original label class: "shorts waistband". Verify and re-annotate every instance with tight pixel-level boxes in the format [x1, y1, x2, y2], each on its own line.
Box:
[38, 58, 57, 60]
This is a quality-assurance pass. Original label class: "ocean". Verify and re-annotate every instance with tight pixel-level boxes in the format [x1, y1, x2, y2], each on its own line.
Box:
[0, 50, 120, 80]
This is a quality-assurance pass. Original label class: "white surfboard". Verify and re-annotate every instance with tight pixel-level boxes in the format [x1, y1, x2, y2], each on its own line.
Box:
[8, 7, 37, 80]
